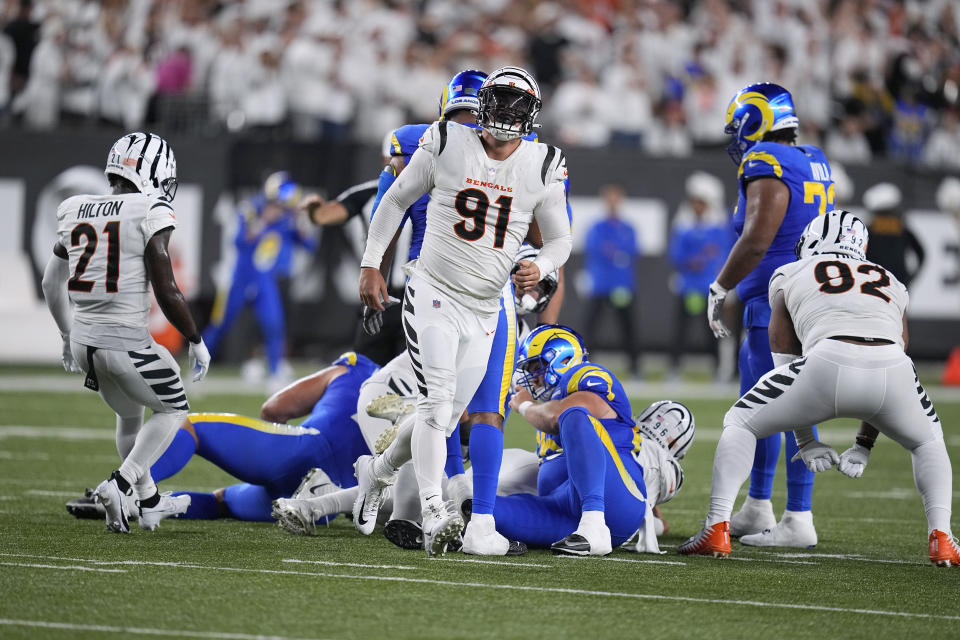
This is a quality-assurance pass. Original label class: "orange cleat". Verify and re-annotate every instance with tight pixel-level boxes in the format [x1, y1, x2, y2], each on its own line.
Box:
[678, 521, 731, 558]
[929, 529, 960, 567]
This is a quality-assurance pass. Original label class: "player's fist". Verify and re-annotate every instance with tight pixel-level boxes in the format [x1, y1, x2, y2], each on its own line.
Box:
[60, 334, 81, 374]
[508, 387, 533, 413]
[359, 267, 391, 311]
[299, 193, 325, 224]
[361, 296, 400, 336]
[838, 443, 871, 478]
[188, 338, 211, 383]
[707, 281, 730, 339]
[512, 260, 540, 293]
[791, 441, 840, 473]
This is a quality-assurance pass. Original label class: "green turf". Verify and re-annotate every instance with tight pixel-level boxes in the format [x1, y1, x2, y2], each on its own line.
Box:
[1, 385, 959, 640]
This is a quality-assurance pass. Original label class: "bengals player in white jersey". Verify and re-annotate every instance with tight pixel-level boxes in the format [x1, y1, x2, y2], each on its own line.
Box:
[357, 66, 572, 555]
[42, 132, 211, 534]
[679, 210, 959, 566]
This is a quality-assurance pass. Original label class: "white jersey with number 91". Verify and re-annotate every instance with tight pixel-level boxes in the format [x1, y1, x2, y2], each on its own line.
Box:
[56, 192, 177, 348]
[769, 255, 909, 352]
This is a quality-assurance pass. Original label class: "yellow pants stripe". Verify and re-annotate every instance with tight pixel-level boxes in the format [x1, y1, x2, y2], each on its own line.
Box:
[497, 294, 518, 416]
[588, 416, 645, 502]
[188, 413, 320, 436]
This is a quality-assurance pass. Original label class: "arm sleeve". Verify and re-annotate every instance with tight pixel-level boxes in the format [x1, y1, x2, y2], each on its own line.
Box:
[767, 265, 790, 307]
[370, 167, 397, 221]
[41, 252, 71, 337]
[361, 145, 434, 269]
[531, 181, 572, 279]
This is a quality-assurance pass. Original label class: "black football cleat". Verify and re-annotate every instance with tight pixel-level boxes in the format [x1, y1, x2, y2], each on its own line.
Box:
[383, 519, 423, 550]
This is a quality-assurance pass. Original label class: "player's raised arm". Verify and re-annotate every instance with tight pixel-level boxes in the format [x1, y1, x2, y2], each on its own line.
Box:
[145, 228, 209, 381]
[360, 138, 435, 310]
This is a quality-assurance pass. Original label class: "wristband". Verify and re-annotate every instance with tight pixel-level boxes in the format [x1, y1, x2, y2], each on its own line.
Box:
[855, 436, 875, 450]
[517, 401, 533, 418]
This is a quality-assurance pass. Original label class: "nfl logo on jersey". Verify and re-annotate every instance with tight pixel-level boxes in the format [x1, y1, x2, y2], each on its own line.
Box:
[433, 299, 441, 309]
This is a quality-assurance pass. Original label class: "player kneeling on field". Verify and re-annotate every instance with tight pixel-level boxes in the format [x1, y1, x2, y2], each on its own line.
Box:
[679, 210, 960, 566]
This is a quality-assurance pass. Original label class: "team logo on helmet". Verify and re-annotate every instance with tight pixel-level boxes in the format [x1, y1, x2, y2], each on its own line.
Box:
[105, 132, 178, 200]
[516, 324, 586, 400]
[795, 209, 869, 260]
[724, 82, 798, 165]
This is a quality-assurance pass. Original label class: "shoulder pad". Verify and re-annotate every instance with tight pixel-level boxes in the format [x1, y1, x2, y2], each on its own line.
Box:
[333, 351, 358, 367]
[564, 364, 616, 401]
[738, 143, 786, 182]
[540, 145, 567, 186]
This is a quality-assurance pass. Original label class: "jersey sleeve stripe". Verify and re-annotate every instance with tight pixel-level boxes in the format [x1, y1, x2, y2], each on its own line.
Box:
[737, 151, 784, 180]
[150, 201, 173, 211]
[540, 146, 557, 185]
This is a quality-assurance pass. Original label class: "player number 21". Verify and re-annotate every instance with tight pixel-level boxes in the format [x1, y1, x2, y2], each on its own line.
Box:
[453, 188, 512, 248]
[803, 181, 836, 216]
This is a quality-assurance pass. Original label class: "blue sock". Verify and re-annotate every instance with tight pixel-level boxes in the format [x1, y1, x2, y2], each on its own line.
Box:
[445, 424, 466, 477]
[558, 407, 606, 512]
[175, 491, 221, 519]
[468, 423, 503, 515]
[748, 434, 779, 500]
[785, 427, 816, 511]
[150, 428, 197, 483]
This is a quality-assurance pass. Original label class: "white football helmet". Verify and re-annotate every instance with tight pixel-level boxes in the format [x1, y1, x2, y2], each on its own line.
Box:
[478, 66, 541, 141]
[794, 209, 868, 261]
[636, 400, 695, 460]
[105, 132, 178, 200]
[513, 245, 559, 315]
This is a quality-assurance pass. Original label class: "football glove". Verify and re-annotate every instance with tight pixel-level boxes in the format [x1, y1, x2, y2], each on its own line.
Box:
[61, 334, 81, 374]
[361, 297, 400, 336]
[188, 338, 211, 382]
[838, 443, 871, 478]
[791, 441, 840, 473]
[707, 281, 730, 339]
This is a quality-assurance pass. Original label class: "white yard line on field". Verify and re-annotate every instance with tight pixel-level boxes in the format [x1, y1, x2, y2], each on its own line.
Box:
[426, 557, 552, 568]
[556, 555, 686, 566]
[0, 425, 113, 441]
[25, 490, 82, 497]
[282, 558, 417, 570]
[752, 552, 926, 566]
[0, 619, 323, 640]
[725, 556, 820, 566]
[0, 561, 126, 573]
[0, 553, 955, 622]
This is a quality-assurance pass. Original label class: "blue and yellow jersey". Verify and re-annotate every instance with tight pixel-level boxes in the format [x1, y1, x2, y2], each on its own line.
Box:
[236, 195, 316, 277]
[732, 142, 833, 306]
[534, 361, 637, 459]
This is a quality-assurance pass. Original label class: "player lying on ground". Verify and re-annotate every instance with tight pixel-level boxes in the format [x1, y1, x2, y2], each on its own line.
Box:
[44, 132, 210, 534]
[66, 352, 413, 521]
[679, 210, 960, 566]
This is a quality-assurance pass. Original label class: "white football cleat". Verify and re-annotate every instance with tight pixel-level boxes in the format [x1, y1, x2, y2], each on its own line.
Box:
[739, 509, 817, 548]
[139, 493, 190, 531]
[272, 498, 317, 536]
[94, 473, 131, 534]
[366, 393, 414, 424]
[461, 514, 510, 556]
[445, 473, 473, 521]
[422, 501, 464, 557]
[352, 455, 393, 535]
[291, 467, 337, 501]
[730, 496, 777, 537]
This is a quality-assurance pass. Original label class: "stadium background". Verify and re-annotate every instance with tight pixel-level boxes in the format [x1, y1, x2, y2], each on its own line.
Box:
[0, 0, 958, 368]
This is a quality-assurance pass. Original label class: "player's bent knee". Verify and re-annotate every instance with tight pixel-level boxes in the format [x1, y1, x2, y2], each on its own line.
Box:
[466, 411, 503, 430]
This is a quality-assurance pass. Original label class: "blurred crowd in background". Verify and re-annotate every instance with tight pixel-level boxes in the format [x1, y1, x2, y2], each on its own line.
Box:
[0, 0, 959, 169]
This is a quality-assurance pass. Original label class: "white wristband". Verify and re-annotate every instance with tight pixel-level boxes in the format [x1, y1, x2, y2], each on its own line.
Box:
[517, 401, 534, 418]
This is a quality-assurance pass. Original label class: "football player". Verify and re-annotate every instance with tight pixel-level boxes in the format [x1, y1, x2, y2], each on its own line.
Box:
[357, 65, 572, 556]
[42, 132, 211, 533]
[680, 210, 959, 566]
[498, 325, 647, 555]
[706, 83, 833, 547]
[202, 171, 316, 389]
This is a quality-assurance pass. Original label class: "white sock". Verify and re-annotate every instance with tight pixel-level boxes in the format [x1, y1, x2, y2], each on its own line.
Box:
[707, 424, 757, 524]
[115, 412, 143, 459]
[119, 410, 185, 489]
[377, 413, 416, 478]
[412, 418, 446, 512]
[578, 510, 606, 531]
[134, 475, 157, 501]
[307, 487, 359, 519]
[390, 463, 422, 523]
[471, 512, 496, 532]
[911, 439, 953, 534]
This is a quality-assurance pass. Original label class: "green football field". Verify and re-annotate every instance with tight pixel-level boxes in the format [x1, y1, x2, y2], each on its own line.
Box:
[1, 367, 959, 640]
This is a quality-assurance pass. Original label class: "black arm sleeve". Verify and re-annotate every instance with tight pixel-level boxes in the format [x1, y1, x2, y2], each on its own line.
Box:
[336, 180, 379, 222]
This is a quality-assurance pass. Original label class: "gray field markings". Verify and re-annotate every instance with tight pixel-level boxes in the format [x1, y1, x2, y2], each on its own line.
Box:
[1, 550, 952, 621]
[0, 561, 127, 573]
[0, 619, 325, 640]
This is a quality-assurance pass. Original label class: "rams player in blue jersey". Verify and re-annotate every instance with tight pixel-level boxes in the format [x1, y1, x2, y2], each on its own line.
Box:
[203, 171, 316, 389]
[706, 83, 834, 547]
[497, 325, 647, 555]
[68, 352, 379, 523]
[355, 70, 571, 556]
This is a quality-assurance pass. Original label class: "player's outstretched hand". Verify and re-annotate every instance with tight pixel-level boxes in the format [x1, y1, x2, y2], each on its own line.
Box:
[60, 334, 81, 374]
[362, 297, 400, 336]
[512, 260, 541, 293]
[299, 194, 324, 224]
[791, 441, 840, 473]
[189, 338, 211, 383]
[838, 443, 871, 478]
[359, 267, 390, 311]
[707, 281, 730, 339]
